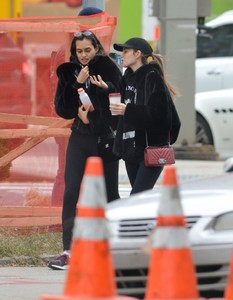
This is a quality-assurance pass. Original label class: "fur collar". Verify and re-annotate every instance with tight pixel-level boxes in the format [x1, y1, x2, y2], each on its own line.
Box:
[56, 55, 117, 79]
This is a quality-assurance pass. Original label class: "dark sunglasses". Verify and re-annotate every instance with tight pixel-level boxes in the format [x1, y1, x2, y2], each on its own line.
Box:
[74, 30, 93, 38]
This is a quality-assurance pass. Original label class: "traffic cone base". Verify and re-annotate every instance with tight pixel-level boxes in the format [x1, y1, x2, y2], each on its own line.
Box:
[64, 241, 115, 297]
[146, 249, 199, 299]
[224, 249, 233, 299]
[42, 296, 139, 300]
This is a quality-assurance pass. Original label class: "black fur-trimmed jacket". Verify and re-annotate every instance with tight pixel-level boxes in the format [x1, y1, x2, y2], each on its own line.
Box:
[54, 55, 122, 135]
[114, 63, 181, 162]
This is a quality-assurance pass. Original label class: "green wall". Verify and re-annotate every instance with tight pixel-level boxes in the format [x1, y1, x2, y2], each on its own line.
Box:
[211, 0, 233, 18]
[118, 0, 141, 42]
[117, 0, 233, 41]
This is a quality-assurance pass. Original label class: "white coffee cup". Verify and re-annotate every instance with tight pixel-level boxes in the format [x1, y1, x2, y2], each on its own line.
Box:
[109, 93, 121, 115]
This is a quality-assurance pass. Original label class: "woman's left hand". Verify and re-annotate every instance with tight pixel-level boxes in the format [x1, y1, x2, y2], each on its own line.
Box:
[90, 75, 108, 89]
[78, 105, 90, 124]
[109, 103, 126, 116]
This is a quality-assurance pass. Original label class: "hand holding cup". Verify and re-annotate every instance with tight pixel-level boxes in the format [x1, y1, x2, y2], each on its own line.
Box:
[109, 93, 123, 115]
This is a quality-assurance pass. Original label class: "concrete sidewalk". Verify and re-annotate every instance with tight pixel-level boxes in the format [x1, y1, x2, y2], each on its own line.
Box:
[0, 155, 226, 207]
[0, 135, 227, 205]
[119, 158, 225, 185]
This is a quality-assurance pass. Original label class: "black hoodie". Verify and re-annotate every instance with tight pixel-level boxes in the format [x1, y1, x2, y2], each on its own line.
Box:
[114, 63, 181, 162]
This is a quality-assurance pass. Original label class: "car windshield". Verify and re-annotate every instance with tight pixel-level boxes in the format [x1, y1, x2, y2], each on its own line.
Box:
[197, 24, 233, 58]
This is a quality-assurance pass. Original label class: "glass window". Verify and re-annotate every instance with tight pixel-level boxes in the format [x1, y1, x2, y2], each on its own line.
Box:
[197, 24, 233, 58]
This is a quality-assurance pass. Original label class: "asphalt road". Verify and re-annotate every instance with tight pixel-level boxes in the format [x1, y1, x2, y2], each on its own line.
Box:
[0, 267, 66, 300]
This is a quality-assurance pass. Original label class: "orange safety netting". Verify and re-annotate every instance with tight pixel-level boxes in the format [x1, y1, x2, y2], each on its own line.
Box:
[0, 12, 117, 215]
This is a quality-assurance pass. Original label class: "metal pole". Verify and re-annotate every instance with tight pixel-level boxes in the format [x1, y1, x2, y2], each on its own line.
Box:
[154, 0, 197, 145]
[82, 0, 105, 10]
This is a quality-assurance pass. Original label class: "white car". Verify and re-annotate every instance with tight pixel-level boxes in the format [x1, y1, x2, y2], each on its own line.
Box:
[195, 11, 233, 158]
[196, 10, 233, 93]
[107, 171, 233, 298]
[196, 88, 233, 159]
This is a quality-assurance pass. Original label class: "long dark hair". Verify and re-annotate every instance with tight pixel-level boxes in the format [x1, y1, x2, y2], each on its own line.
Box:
[150, 52, 179, 98]
[140, 51, 179, 99]
[70, 30, 106, 63]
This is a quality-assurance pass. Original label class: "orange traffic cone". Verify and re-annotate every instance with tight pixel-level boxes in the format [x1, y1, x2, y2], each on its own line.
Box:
[42, 157, 138, 300]
[145, 165, 200, 300]
[224, 250, 233, 299]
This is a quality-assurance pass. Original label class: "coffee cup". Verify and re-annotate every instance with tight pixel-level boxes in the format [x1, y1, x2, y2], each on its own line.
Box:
[109, 93, 121, 115]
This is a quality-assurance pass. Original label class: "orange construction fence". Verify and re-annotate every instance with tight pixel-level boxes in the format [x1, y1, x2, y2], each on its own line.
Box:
[0, 13, 117, 210]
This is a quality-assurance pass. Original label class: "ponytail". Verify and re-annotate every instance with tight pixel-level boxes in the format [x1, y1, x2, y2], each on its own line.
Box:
[149, 53, 180, 99]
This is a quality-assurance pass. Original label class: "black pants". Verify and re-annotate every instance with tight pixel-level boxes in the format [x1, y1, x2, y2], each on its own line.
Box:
[125, 160, 163, 195]
[62, 131, 119, 250]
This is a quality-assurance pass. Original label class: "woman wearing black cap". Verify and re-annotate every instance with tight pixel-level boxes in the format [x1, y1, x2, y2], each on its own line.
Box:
[111, 37, 181, 194]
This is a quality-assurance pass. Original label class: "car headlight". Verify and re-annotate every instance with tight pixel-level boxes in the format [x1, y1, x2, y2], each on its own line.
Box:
[213, 211, 233, 231]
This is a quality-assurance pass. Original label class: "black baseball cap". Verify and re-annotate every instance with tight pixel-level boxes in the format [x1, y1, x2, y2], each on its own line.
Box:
[78, 7, 103, 16]
[113, 37, 153, 56]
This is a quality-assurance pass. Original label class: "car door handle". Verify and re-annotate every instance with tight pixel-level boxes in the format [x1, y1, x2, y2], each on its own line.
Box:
[207, 70, 222, 75]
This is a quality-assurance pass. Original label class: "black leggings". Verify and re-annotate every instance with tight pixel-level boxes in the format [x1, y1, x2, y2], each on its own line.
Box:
[125, 160, 163, 195]
[62, 131, 119, 250]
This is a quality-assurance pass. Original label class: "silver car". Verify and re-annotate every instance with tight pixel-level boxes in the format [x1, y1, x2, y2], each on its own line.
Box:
[107, 170, 233, 298]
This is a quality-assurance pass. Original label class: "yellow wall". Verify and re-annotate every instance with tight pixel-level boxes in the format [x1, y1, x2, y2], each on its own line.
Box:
[0, 0, 22, 18]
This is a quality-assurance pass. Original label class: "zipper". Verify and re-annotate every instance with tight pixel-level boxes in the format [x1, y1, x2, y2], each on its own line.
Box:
[76, 119, 81, 131]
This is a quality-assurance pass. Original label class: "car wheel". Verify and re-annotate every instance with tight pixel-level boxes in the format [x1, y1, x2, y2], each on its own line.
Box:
[196, 113, 214, 145]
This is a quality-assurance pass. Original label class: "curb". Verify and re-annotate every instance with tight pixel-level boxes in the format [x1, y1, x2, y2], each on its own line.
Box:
[0, 255, 56, 267]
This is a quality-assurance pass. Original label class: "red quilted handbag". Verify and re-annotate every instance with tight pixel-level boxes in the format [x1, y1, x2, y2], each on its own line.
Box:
[144, 146, 175, 167]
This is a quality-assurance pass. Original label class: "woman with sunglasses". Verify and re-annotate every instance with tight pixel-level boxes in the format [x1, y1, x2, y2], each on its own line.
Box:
[48, 30, 122, 270]
[110, 37, 181, 195]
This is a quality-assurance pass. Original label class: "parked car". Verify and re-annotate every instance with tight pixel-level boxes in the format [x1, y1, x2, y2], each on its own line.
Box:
[196, 10, 233, 93]
[194, 11, 233, 157]
[107, 170, 233, 298]
[195, 88, 233, 159]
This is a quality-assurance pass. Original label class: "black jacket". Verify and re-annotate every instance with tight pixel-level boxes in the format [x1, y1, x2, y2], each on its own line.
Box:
[114, 63, 181, 161]
[54, 55, 122, 135]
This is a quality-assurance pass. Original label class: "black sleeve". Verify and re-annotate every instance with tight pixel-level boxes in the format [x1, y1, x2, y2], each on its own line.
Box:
[87, 58, 122, 131]
[54, 72, 79, 119]
[97, 57, 122, 93]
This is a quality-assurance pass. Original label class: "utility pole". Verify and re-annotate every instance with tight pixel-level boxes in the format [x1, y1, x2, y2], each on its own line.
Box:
[159, 0, 197, 146]
[82, 0, 105, 10]
[150, 0, 214, 159]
